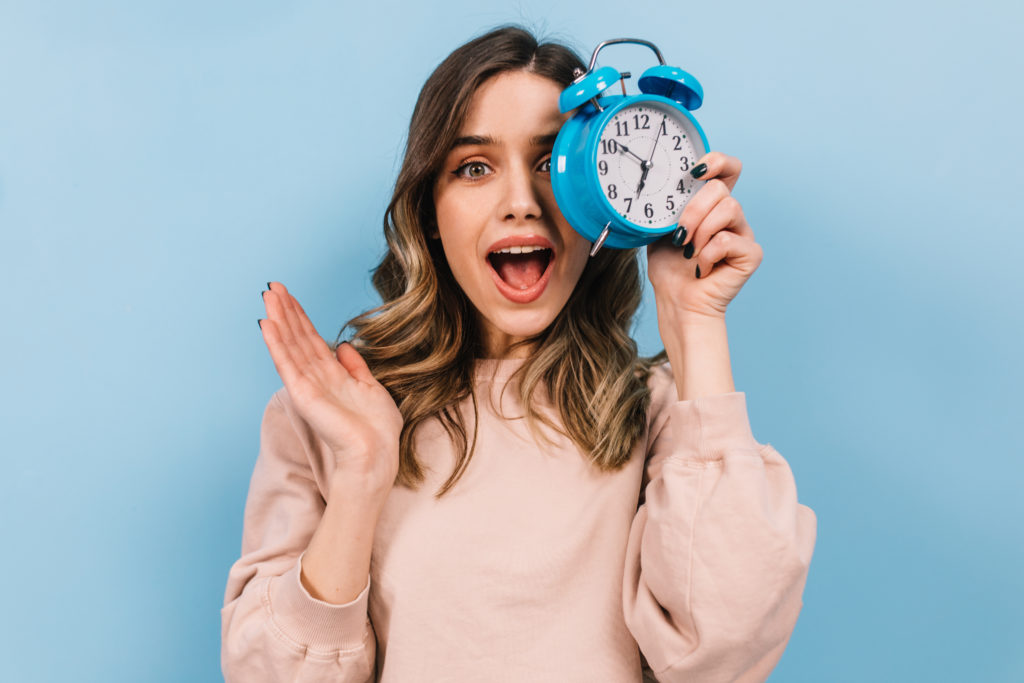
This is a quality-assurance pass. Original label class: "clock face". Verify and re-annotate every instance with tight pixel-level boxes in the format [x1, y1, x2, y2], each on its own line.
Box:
[595, 101, 705, 227]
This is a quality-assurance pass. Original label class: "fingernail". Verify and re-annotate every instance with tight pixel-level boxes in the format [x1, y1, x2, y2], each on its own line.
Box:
[257, 319, 263, 330]
[683, 242, 694, 259]
[690, 163, 707, 179]
[671, 226, 687, 247]
[695, 265, 701, 279]
[266, 281, 272, 290]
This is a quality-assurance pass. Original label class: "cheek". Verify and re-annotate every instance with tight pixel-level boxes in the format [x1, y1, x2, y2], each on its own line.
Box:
[539, 190, 591, 279]
[434, 197, 480, 283]
[562, 234, 591, 288]
[552, 216, 592, 286]
[435, 182, 487, 243]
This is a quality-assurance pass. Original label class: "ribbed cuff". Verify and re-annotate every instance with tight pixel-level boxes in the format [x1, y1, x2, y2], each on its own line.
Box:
[666, 391, 762, 463]
[266, 551, 371, 652]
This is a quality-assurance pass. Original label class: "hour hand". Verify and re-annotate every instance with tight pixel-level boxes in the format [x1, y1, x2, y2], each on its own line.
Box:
[635, 161, 650, 198]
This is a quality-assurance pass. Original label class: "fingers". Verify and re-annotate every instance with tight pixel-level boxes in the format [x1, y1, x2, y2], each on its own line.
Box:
[263, 282, 347, 388]
[693, 229, 763, 280]
[336, 342, 378, 386]
[677, 180, 754, 256]
[690, 150, 742, 192]
[288, 291, 335, 363]
[267, 282, 333, 366]
[263, 284, 315, 372]
[258, 317, 306, 390]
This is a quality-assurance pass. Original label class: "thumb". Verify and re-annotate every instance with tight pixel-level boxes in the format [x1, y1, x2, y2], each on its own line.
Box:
[335, 342, 377, 385]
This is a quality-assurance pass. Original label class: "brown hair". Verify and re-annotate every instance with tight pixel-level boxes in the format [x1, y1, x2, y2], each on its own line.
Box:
[336, 25, 665, 497]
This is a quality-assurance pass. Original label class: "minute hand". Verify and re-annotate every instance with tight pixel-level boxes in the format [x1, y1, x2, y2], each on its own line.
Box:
[616, 143, 646, 165]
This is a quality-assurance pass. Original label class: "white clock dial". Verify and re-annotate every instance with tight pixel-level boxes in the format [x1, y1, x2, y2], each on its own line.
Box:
[596, 102, 704, 226]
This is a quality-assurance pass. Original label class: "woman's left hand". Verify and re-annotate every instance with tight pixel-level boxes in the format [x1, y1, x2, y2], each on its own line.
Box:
[646, 151, 763, 320]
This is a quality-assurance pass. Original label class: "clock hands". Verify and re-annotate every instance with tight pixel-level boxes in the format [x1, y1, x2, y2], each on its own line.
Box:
[646, 117, 665, 165]
[637, 117, 665, 198]
[616, 117, 668, 199]
[635, 162, 650, 198]
[616, 143, 646, 165]
[617, 142, 651, 198]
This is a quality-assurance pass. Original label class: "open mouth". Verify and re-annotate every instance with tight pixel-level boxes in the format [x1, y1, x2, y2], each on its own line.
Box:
[485, 239, 556, 304]
[487, 245, 553, 290]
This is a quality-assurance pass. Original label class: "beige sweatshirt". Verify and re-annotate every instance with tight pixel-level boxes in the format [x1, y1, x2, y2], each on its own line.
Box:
[221, 359, 817, 682]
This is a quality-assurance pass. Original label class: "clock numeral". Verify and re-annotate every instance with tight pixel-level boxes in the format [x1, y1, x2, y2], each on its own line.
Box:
[659, 118, 668, 135]
[615, 120, 629, 137]
[644, 203, 654, 218]
[600, 139, 618, 155]
[598, 160, 608, 176]
[673, 135, 683, 151]
[676, 179, 686, 192]
[607, 184, 618, 199]
[632, 113, 650, 130]
[624, 197, 632, 213]
[665, 195, 675, 211]
[680, 156, 690, 171]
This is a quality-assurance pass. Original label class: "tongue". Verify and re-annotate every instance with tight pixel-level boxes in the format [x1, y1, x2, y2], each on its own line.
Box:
[490, 252, 548, 290]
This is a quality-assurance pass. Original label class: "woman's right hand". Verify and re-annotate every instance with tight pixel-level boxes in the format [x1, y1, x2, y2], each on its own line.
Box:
[258, 282, 402, 495]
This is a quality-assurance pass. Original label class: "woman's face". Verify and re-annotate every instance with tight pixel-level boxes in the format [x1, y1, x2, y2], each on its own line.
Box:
[433, 70, 591, 359]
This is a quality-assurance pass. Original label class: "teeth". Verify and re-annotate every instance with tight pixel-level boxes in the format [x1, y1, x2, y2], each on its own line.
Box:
[490, 245, 550, 255]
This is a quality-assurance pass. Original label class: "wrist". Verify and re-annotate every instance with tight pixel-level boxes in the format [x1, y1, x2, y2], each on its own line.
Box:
[656, 308, 727, 340]
[656, 309, 735, 402]
[653, 296, 726, 329]
[329, 461, 396, 504]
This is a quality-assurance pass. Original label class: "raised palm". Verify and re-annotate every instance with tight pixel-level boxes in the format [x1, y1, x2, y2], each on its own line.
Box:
[258, 282, 402, 491]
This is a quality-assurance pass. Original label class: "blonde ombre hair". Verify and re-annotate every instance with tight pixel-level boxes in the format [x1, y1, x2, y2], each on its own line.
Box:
[336, 26, 666, 497]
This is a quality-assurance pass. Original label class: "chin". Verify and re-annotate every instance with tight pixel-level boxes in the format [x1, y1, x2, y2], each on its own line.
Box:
[486, 305, 560, 339]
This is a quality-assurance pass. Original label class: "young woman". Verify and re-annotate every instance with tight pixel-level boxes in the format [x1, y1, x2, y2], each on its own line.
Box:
[221, 26, 817, 683]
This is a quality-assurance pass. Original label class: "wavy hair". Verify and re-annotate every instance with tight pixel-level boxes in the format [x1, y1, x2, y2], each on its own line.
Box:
[336, 25, 666, 497]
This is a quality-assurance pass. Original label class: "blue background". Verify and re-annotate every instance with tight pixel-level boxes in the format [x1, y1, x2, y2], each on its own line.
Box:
[2, 1, 1021, 681]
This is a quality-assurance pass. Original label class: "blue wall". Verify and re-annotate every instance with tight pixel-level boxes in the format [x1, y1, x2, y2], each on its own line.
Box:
[2, 1, 1021, 680]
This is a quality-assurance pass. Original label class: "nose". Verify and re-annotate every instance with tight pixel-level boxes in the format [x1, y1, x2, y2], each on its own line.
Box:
[499, 161, 543, 222]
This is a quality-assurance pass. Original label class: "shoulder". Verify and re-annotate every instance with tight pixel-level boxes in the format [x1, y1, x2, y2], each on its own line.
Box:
[644, 360, 678, 430]
[259, 387, 327, 468]
[262, 386, 301, 429]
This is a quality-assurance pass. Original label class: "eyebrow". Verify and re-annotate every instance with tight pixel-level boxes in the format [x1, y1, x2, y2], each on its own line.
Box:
[449, 133, 559, 150]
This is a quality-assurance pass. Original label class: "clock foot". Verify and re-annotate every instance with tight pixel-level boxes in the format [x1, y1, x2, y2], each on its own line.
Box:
[590, 223, 611, 257]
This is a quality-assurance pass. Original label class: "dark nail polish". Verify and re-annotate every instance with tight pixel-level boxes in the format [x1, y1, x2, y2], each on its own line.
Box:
[695, 265, 701, 279]
[257, 319, 263, 330]
[266, 282, 272, 290]
[671, 226, 687, 247]
[683, 242, 694, 259]
[690, 163, 707, 179]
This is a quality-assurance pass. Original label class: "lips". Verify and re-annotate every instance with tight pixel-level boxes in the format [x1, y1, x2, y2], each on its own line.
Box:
[485, 235, 556, 304]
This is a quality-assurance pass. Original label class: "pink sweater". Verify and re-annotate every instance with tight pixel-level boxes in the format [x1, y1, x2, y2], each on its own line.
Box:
[221, 360, 817, 682]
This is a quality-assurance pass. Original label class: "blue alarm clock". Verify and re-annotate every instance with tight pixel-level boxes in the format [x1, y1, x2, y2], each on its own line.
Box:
[551, 38, 709, 255]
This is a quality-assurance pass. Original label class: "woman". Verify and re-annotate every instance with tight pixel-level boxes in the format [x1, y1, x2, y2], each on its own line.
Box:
[221, 25, 817, 682]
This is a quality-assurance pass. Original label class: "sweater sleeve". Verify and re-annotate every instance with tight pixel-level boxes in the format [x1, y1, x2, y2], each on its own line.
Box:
[220, 389, 377, 683]
[623, 366, 817, 683]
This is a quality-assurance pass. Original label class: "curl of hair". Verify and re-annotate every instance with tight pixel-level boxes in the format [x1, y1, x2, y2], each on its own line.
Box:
[336, 25, 667, 498]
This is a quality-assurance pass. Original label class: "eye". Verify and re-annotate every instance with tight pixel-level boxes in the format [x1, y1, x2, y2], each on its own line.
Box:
[537, 156, 552, 173]
[454, 161, 492, 180]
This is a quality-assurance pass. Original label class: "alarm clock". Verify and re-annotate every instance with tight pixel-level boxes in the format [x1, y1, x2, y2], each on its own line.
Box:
[551, 38, 709, 255]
